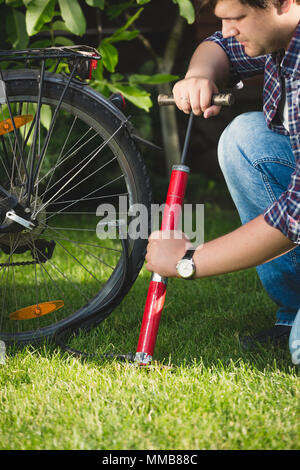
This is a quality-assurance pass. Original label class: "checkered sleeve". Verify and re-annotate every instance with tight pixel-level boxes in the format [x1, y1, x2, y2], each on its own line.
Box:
[264, 162, 300, 244]
[204, 31, 266, 83]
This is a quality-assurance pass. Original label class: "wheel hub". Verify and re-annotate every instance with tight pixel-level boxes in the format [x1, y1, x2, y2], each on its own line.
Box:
[0, 187, 48, 254]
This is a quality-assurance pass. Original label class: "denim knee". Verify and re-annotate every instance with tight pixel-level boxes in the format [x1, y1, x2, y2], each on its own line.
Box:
[218, 111, 264, 176]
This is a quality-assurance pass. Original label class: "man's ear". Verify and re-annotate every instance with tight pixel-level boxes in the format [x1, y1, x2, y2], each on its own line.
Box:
[276, 0, 293, 14]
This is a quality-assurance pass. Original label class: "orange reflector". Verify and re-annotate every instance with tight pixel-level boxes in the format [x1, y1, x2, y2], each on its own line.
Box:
[0, 115, 33, 136]
[9, 300, 64, 320]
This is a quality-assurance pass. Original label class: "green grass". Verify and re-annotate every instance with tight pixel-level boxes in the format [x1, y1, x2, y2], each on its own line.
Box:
[0, 206, 299, 450]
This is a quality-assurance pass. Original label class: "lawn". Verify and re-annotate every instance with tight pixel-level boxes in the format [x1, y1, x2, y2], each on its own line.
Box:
[0, 206, 299, 450]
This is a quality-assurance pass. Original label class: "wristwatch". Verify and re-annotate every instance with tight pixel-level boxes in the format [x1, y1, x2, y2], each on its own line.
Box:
[176, 249, 196, 280]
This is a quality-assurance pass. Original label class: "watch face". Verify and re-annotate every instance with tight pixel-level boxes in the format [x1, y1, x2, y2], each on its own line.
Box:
[177, 259, 195, 279]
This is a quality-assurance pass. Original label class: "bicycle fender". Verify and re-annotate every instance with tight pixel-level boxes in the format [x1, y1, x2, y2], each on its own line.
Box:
[2, 69, 125, 120]
[3, 69, 162, 151]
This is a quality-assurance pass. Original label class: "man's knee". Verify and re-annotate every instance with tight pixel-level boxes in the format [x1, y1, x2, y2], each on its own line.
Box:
[218, 111, 264, 173]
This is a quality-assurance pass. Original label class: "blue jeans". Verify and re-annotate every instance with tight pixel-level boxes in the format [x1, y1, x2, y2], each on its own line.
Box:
[290, 308, 300, 365]
[218, 112, 300, 326]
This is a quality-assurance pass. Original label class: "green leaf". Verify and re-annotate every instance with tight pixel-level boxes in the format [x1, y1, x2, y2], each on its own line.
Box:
[106, 30, 139, 43]
[18, 102, 36, 146]
[129, 73, 179, 86]
[136, 0, 150, 4]
[118, 7, 143, 31]
[110, 73, 124, 82]
[0, 104, 9, 120]
[29, 38, 52, 48]
[85, 0, 104, 8]
[107, 1, 134, 20]
[58, 0, 86, 36]
[6, 9, 29, 48]
[54, 36, 74, 46]
[99, 42, 118, 73]
[93, 60, 104, 80]
[40, 105, 52, 130]
[25, 0, 56, 36]
[105, 8, 143, 45]
[107, 83, 152, 112]
[5, 0, 23, 6]
[172, 0, 195, 24]
[92, 80, 110, 97]
[52, 20, 72, 32]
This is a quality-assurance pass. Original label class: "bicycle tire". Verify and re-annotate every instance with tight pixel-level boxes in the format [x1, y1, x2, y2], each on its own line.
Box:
[0, 69, 151, 344]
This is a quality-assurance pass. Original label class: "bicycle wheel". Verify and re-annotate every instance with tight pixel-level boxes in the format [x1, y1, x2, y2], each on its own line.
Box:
[0, 69, 151, 344]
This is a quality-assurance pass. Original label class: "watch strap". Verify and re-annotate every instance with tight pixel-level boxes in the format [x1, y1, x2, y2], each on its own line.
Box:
[182, 249, 195, 260]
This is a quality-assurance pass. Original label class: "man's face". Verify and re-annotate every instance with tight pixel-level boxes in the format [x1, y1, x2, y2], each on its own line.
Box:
[214, 0, 289, 56]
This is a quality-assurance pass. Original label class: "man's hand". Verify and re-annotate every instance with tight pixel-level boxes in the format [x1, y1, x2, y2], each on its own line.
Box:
[145, 230, 194, 278]
[172, 76, 222, 118]
[171, 40, 231, 117]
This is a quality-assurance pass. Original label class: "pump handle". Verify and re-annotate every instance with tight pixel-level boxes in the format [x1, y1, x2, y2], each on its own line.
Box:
[158, 93, 234, 107]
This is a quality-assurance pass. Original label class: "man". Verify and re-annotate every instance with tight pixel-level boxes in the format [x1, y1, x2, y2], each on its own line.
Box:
[145, 0, 300, 352]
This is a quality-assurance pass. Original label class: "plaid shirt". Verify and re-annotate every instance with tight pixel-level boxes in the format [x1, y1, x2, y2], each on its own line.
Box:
[206, 24, 300, 244]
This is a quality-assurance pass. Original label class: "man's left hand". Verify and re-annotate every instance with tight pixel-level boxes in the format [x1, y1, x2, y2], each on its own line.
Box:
[145, 230, 193, 278]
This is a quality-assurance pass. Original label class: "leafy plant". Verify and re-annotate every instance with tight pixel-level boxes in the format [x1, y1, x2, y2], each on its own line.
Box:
[1, 0, 195, 111]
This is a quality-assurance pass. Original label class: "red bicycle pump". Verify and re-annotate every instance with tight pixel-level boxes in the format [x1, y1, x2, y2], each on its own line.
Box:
[134, 93, 234, 366]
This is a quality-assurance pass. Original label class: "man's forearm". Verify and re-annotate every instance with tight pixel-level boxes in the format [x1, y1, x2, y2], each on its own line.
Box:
[185, 40, 230, 87]
[193, 214, 296, 278]
[145, 215, 296, 279]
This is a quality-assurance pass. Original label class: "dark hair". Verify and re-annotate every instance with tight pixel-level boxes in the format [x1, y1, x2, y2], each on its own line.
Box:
[198, 0, 297, 10]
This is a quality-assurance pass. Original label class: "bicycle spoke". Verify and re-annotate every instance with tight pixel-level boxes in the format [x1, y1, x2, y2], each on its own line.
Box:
[0, 106, 24, 189]
[41, 233, 122, 254]
[36, 126, 97, 190]
[40, 222, 117, 270]
[38, 114, 78, 196]
[45, 174, 125, 222]
[33, 118, 128, 217]
[29, 60, 79, 202]
[37, 138, 108, 202]
[1, 266, 10, 327]
[27, 238, 90, 303]
[0, 233, 23, 272]
[46, 226, 96, 231]
[0, 234, 23, 330]
[0, 136, 12, 182]
[27, 60, 46, 205]
[10, 257, 18, 314]
[48, 192, 129, 205]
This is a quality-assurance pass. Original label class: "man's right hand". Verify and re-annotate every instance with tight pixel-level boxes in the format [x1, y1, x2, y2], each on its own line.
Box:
[172, 76, 222, 118]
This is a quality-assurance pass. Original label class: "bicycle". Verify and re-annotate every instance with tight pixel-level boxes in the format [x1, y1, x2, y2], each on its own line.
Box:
[0, 46, 152, 345]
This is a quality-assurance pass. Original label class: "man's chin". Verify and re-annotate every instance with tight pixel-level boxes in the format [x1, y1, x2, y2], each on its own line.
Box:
[242, 44, 260, 57]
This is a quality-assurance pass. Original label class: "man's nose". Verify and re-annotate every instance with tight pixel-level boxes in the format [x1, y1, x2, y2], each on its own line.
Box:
[222, 21, 239, 38]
